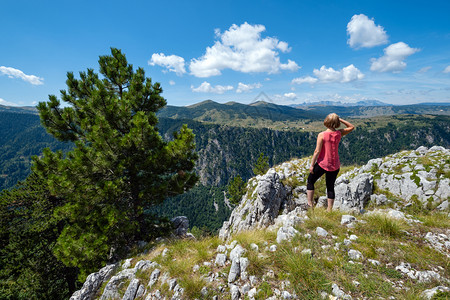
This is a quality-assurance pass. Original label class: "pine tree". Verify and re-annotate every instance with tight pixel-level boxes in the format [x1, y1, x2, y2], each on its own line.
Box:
[33, 48, 198, 278]
[253, 152, 269, 175]
[227, 175, 247, 205]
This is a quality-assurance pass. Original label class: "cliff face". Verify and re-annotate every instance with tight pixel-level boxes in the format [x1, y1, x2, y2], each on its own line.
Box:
[71, 146, 450, 300]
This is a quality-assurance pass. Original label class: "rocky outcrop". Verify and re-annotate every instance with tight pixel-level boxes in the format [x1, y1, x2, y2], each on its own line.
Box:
[373, 146, 449, 203]
[334, 173, 373, 211]
[219, 169, 289, 239]
[220, 146, 449, 239]
[70, 264, 118, 300]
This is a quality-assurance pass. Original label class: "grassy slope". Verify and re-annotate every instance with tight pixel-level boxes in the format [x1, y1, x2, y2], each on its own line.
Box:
[103, 207, 449, 299]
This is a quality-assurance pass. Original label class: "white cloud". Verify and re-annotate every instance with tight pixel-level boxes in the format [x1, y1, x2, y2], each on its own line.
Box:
[313, 64, 364, 83]
[370, 42, 419, 73]
[283, 92, 297, 99]
[0, 66, 44, 85]
[0, 97, 18, 106]
[443, 66, 450, 73]
[191, 81, 234, 94]
[169, 80, 176, 85]
[347, 14, 388, 49]
[279, 59, 299, 71]
[189, 22, 299, 77]
[292, 76, 318, 85]
[417, 66, 432, 73]
[236, 82, 262, 93]
[149, 53, 186, 75]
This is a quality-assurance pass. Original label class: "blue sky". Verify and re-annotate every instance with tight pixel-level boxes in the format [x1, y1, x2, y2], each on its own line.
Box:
[1, 0, 450, 107]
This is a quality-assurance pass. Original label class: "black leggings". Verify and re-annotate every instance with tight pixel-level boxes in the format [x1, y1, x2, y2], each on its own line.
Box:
[307, 163, 340, 199]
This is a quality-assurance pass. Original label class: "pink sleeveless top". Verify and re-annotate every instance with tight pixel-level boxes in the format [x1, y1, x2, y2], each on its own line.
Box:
[317, 130, 341, 171]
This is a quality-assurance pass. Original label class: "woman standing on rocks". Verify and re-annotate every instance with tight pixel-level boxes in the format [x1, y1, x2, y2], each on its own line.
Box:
[307, 113, 355, 211]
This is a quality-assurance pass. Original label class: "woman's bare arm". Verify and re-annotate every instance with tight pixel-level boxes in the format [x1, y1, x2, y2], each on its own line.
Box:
[339, 118, 355, 136]
[309, 132, 323, 174]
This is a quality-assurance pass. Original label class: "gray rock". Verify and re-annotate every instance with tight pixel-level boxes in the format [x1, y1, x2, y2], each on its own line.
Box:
[277, 226, 299, 243]
[370, 194, 388, 206]
[395, 262, 442, 282]
[171, 216, 189, 236]
[316, 196, 328, 208]
[161, 248, 169, 257]
[122, 258, 133, 269]
[230, 244, 246, 261]
[435, 178, 450, 200]
[429, 146, 446, 152]
[368, 259, 380, 266]
[421, 286, 450, 299]
[248, 287, 257, 298]
[219, 169, 288, 239]
[270, 244, 277, 252]
[135, 284, 145, 298]
[122, 278, 140, 300]
[425, 232, 449, 258]
[387, 209, 407, 220]
[331, 283, 346, 299]
[341, 215, 356, 225]
[250, 243, 259, 251]
[226, 240, 238, 250]
[273, 213, 303, 228]
[100, 268, 135, 300]
[416, 146, 428, 155]
[215, 253, 227, 266]
[316, 227, 328, 237]
[70, 263, 118, 300]
[216, 245, 227, 253]
[348, 249, 363, 260]
[240, 257, 250, 275]
[230, 284, 240, 300]
[168, 278, 177, 291]
[349, 234, 358, 241]
[148, 268, 160, 287]
[249, 275, 258, 286]
[228, 258, 240, 283]
[241, 283, 251, 295]
[172, 284, 184, 300]
[282, 291, 294, 299]
[334, 173, 373, 211]
[301, 249, 312, 256]
[134, 260, 153, 272]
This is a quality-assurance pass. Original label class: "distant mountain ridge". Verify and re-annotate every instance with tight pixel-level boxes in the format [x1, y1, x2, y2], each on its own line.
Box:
[0, 104, 38, 114]
[2, 100, 449, 122]
[293, 99, 392, 107]
[158, 99, 323, 123]
[160, 100, 450, 123]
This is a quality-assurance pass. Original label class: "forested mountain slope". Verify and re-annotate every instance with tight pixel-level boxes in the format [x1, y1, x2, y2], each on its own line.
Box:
[0, 112, 72, 190]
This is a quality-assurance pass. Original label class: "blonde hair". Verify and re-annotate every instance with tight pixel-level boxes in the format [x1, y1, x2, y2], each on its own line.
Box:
[324, 113, 340, 129]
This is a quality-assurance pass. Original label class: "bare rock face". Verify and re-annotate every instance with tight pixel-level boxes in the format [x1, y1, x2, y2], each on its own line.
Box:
[334, 173, 374, 212]
[69, 263, 118, 300]
[219, 169, 288, 240]
[171, 216, 189, 237]
[373, 146, 450, 203]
